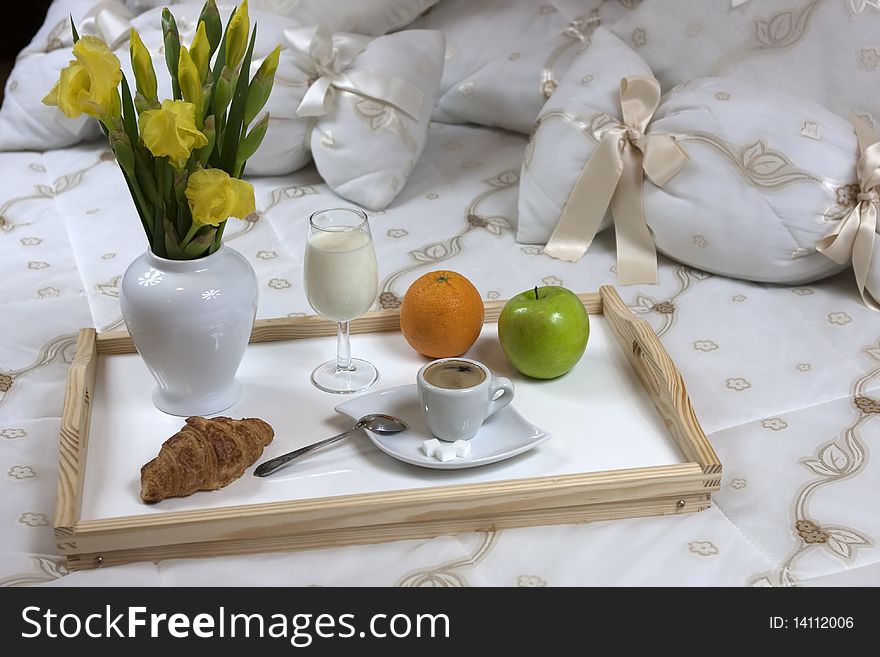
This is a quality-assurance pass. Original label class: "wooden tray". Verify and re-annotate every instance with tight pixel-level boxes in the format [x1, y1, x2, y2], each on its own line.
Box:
[55, 286, 720, 570]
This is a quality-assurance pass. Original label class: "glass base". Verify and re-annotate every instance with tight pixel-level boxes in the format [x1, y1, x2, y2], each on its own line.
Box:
[311, 358, 379, 394]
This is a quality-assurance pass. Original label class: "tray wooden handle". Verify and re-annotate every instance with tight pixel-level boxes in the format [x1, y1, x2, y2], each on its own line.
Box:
[599, 286, 720, 479]
[56, 328, 98, 543]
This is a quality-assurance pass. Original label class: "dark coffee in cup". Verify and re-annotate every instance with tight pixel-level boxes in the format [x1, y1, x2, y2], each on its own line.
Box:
[423, 359, 487, 390]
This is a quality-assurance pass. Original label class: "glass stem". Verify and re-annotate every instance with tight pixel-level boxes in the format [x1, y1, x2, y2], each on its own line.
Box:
[336, 321, 353, 371]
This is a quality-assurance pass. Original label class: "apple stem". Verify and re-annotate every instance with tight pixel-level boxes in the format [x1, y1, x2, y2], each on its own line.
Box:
[534, 286, 539, 301]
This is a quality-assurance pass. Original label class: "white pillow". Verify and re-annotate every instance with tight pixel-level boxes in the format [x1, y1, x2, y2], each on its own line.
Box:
[246, 26, 444, 210]
[645, 77, 857, 285]
[247, 0, 437, 36]
[517, 27, 653, 244]
[412, 0, 639, 134]
[124, 0, 438, 36]
[608, 0, 880, 123]
[0, 0, 435, 152]
[0, 0, 132, 150]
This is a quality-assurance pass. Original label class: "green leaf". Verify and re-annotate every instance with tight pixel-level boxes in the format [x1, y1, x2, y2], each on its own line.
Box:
[211, 6, 235, 93]
[164, 223, 185, 260]
[243, 46, 279, 126]
[182, 227, 216, 259]
[119, 74, 139, 148]
[220, 27, 257, 173]
[213, 66, 237, 115]
[111, 133, 135, 175]
[162, 8, 182, 101]
[70, 16, 79, 43]
[196, 115, 216, 166]
[199, 0, 223, 56]
[234, 112, 268, 176]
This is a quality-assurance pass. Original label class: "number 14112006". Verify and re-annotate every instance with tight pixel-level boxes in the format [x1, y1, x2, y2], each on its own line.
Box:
[792, 617, 853, 629]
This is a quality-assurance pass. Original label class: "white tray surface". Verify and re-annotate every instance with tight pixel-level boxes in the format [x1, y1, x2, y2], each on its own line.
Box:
[79, 317, 683, 521]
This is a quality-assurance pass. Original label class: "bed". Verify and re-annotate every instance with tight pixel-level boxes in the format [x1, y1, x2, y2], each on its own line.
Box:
[1, 0, 879, 587]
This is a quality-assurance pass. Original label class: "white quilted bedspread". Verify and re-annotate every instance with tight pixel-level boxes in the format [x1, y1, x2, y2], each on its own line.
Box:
[1, 122, 879, 587]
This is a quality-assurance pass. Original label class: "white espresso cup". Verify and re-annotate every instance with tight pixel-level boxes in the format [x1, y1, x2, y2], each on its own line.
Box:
[416, 357, 515, 442]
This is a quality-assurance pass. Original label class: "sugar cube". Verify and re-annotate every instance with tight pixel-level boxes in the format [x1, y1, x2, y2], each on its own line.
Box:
[422, 439, 440, 457]
[436, 444, 458, 462]
[452, 440, 471, 457]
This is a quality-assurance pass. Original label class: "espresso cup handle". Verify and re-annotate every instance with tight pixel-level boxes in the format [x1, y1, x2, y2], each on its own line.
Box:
[486, 376, 515, 419]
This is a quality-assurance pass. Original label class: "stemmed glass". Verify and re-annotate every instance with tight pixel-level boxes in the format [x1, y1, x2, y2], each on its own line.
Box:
[304, 208, 380, 393]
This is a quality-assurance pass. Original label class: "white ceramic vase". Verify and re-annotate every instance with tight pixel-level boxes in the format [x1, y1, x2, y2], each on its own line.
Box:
[119, 246, 258, 416]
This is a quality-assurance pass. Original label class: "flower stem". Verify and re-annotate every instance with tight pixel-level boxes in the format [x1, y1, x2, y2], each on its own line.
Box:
[179, 221, 201, 248]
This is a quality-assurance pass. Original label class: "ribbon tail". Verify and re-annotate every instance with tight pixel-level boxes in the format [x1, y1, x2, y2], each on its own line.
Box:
[642, 134, 689, 187]
[817, 207, 860, 265]
[82, 2, 133, 50]
[610, 145, 658, 285]
[296, 77, 335, 117]
[544, 134, 624, 262]
[852, 204, 879, 311]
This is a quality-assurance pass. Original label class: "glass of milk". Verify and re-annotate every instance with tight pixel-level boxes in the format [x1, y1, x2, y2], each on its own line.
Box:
[304, 208, 380, 393]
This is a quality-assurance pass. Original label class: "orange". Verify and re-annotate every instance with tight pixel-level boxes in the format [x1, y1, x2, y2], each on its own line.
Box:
[399, 270, 485, 358]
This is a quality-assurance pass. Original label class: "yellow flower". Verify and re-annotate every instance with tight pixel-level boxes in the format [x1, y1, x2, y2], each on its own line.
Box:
[178, 46, 203, 112]
[138, 100, 208, 168]
[225, 0, 250, 69]
[129, 28, 157, 101]
[42, 36, 122, 119]
[185, 168, 255, 226]
[190, 21, 210, 82]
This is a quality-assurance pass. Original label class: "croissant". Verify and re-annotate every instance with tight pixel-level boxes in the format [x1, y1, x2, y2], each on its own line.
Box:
[140, 416, 274, 503]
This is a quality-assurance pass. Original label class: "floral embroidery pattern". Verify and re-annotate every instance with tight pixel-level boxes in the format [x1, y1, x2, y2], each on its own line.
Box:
[692, 235, 708, 247]
[387, 229, 408, 239]
[1, 428, 26, 440]
[486, 290, 500, 300]
[694, 340, 718, 352]
[800, 121, 821, 141]
[730, 478, 747, 490]
[7, 465, 35, 480]
[379, 292, 401, 309]
[256, 250, 277, 260]
[732, 295, 747, 302]
[516, 575, 548, 587]
[201, 289, 221, 300]
[268, 278, 291, 290]
[632, 28, 647, 47]
[542, 276, 563, 286]
[18, 512, 48, 527]
[859, 47, 880, 69]
[726, 377, 751, 391]
[835, 184, 860, 207]
[854, 396, 880, 414]
[652, 301, 675, 314]
[714, 91, 730, 101]
[37, 287, 60, 299]
[20, 237, 41, 246]
[797, 363, 813, 372]
[791, 287, 813, 296]
[0, 373, 13, 394]
[795, 519, 828, 544]
[828, 312, 852, 326]
[688, 541, 719, 556]
[762, 418, 788, 431]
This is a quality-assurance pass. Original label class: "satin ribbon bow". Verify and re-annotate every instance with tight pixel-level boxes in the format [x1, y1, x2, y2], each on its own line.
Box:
[544, 76, 689, 285]
[817, 114, 880, 310]
[81, 1, 133, 50]
[284, 25, 425, 121]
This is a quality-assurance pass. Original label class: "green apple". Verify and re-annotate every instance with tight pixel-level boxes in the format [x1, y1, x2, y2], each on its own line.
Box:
[498, 286, 590, 379]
